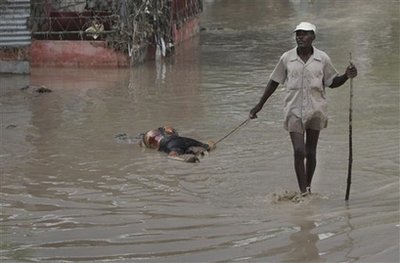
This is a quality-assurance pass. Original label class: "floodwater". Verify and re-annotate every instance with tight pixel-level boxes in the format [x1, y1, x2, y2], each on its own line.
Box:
[1, 0, 399, 262]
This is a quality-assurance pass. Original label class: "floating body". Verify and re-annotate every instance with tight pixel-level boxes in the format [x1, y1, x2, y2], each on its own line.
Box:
[140, 126, 215, 163]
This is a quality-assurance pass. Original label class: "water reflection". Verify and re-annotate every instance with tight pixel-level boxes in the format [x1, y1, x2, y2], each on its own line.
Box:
[263, 207, 322, 263]
[343, 209, 355, 262]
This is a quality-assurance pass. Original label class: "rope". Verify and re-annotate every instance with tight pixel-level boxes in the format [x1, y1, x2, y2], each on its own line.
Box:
[214, 118, 250, 146]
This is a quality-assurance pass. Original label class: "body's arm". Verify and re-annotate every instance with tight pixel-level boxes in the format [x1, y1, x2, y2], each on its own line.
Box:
[168, 152, 199, 163]
[249, 80, 279, 119]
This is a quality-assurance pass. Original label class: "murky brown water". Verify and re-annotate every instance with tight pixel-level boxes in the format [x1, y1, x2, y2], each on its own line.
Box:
[1, 0, 399, 262]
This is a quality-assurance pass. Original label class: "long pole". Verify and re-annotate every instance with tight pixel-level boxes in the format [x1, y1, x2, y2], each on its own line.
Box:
[345, 52, 353, 201]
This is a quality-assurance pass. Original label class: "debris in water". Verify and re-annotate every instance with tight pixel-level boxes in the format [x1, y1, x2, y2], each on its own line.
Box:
[21, 85, 52, 94]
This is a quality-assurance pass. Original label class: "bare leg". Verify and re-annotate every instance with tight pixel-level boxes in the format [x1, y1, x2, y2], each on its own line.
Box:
[305, 129, 320, 190]
[290, 132, 307, 193]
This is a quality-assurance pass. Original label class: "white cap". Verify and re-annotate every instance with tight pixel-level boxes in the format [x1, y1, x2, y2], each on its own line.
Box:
[294, 22, 316, 33]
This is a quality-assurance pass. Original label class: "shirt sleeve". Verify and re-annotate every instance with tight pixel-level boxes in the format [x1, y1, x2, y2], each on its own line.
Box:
[323, 55, 339, 87]
[270, 54, 287, 84]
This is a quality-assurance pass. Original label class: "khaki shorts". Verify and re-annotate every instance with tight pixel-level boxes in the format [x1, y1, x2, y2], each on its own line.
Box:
[285, 116, 326, 134]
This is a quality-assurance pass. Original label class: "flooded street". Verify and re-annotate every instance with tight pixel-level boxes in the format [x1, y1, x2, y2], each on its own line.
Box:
[1, 0, 399, 262]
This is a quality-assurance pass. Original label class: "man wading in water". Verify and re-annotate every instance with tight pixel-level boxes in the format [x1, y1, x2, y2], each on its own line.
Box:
[249, 22, 358, 196]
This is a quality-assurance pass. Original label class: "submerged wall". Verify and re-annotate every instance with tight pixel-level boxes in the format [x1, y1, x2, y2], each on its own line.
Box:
[30, 40, 129, 67]
[1, 0, 203, 69]
[30, 14, 201, 68]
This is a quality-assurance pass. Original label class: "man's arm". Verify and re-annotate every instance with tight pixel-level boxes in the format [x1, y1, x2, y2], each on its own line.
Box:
[249, 80, 279, 119]
[329, 64, 358, 88]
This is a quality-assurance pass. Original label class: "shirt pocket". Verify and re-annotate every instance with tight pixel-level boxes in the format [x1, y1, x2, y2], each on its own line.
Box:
[307, 67, 324, 88]
[286, 71, 300, 90]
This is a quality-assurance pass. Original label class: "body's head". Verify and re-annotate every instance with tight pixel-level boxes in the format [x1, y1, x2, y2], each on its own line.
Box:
[141, 126, 178, 149]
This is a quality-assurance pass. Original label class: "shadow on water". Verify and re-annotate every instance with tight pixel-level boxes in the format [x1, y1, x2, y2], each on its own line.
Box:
[1, 0, 399, 262]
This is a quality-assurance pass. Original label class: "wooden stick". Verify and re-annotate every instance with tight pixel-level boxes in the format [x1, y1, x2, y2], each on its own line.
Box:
[345, 52, 354, 201]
